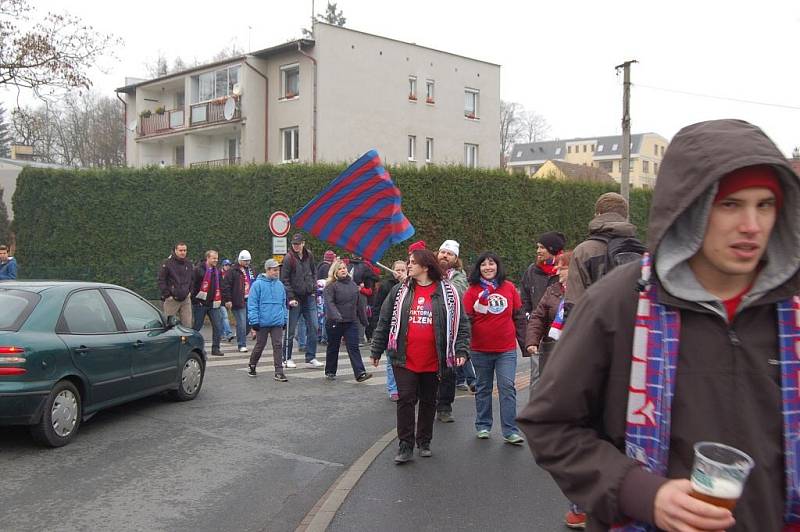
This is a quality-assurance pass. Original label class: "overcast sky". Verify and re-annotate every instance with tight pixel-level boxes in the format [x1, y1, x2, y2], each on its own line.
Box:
[14, 0, 800, 155]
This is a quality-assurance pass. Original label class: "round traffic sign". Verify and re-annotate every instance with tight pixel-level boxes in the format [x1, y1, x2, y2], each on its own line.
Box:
[269, 211, 291, 237]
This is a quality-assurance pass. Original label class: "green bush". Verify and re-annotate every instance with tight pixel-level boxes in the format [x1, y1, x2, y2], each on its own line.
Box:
[13, 163, 651, 298]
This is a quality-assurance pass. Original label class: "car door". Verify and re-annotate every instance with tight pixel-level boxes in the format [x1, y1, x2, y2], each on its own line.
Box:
[58, 288, 131, 405]
[104, 288, 179, 393]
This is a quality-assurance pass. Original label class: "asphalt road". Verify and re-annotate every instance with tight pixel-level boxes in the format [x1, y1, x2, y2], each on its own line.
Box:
[1, 331, 568, 532]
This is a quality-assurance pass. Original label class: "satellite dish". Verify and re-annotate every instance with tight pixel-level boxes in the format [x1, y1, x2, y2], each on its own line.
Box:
[223, 97, 235, 120]
[127, 119, 138, 132]
[232, 83, 242, 96]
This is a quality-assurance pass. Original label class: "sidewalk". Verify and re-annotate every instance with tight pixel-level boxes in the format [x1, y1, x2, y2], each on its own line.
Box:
[327, 364, 569, 531]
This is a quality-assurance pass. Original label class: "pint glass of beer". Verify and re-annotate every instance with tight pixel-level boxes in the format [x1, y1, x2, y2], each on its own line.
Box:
[689, 442, 754, 510]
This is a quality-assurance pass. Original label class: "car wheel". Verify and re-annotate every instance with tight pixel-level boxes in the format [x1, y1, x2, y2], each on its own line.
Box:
[30, 380, 82, 447]
[169, 352, 204, 401]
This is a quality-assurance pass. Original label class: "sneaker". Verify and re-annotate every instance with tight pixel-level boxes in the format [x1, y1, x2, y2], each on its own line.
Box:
[356, 372, 372, 382]
[564, 511, 587, 529]
[419, 442, 432, 457]
[274, 372, 288, 382]
[226, 335, 235, 343]
[436, 411, 454, 423]
[468, 383, 477, 394]
[456, 383, 469, 391]
[211, 351, 224, 357]
[306, 358, 323, 368]
[325, 373, 336, 380]
[248, 365, 257, 377]
[504, 433, 525, 446]
[284, 359, 297, 369]
[238, 346, 248, 353]
[389, 392, 399, 401]
[394, 442, 414, 464]
[476, 429, 491, 439]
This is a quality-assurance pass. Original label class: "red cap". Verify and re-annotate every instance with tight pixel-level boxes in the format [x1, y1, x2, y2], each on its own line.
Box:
[715, 165, 783, 210]
[407, 240, 426, 253]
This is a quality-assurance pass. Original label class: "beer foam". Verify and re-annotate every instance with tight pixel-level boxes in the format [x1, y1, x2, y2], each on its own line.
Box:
[690, 476, 742, 498]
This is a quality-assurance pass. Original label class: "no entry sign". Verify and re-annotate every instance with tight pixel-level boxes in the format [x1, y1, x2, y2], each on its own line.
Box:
[269, 211, 291, 237]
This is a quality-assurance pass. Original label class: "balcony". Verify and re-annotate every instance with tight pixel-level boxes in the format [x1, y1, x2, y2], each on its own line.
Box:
[137, 109, 185, 137]
[190, 157, 241, 168]
[190, 97, 241, 126]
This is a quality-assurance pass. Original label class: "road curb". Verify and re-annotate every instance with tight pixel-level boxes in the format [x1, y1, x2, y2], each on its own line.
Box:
[295, 428, 397, 532]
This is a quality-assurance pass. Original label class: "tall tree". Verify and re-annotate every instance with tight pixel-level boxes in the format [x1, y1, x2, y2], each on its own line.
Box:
[500, 100, 525, 167]
[317, 2, 346, 25]
[0, 0, 120, 99]
[520, 110, 551, 143]
[0, 187, 10, 246]
[0, 103, 10, 158]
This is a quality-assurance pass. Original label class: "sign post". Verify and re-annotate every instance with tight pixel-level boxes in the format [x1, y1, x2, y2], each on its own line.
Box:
[269, 211, 291, 259]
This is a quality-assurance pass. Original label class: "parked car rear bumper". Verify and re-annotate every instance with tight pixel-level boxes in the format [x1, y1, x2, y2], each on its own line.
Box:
[0, 391, 48, 425]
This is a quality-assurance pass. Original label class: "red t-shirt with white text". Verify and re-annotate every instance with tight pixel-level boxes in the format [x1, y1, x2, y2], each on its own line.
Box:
[405, 283, 439, 373]
[463, 280, 522, 352]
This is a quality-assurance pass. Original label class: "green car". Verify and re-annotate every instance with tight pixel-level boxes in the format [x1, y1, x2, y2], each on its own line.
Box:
[0, 281, 206, 447]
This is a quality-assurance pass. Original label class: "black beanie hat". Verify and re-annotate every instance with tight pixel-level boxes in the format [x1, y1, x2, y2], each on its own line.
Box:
[538, 231, 566, 256]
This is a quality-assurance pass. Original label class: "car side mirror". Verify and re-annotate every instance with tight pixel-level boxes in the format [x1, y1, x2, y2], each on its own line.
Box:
[166, 315, 180, 328]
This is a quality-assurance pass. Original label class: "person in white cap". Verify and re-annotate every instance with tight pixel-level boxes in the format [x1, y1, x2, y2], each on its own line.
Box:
[435, 239, 469, 423]
[223, 249, 256, 352]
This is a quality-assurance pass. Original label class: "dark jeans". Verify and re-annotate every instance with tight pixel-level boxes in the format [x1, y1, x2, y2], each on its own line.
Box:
[436, 366, 456, 414]
[249, 326, 284, 371]
[394, 365, 438, 447]
[232, 306, 248, 348]
[285, 295, 317, 362]
[192, 304, 223, 352]
[456, 360, 476, 386]
[324, 321, 366, 376]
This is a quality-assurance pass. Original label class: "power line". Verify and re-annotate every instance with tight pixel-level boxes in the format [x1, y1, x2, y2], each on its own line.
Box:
[634, 83, 800, 110]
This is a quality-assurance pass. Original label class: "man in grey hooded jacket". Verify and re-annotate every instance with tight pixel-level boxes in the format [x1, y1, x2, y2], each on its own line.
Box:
[519, 119, 800, 531]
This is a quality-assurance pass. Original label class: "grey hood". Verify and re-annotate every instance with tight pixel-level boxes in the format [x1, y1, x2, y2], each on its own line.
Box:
[650, 119, 800, 318]
[588, 212, 637, 238]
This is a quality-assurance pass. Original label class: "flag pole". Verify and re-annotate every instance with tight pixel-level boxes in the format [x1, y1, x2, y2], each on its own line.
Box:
[375, 261, 395, 274]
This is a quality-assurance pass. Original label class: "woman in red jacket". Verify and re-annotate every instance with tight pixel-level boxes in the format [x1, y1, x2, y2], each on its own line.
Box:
[463, 251, 526, 445]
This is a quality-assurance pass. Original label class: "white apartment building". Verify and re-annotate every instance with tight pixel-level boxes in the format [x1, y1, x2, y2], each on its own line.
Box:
[116, 23, 501, 169]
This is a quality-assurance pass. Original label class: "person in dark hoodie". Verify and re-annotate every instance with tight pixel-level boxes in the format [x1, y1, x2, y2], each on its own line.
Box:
[157, 241, 194, 327]
[281, 233, 321, 369]
[518, 119, 800, 532]
[223, 250, 256, 353]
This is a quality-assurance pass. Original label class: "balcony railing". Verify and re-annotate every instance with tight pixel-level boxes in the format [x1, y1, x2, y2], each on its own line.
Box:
[137, 109, 185, 137]
[190, 98, 241, 126]
[189, 157, 241, 168]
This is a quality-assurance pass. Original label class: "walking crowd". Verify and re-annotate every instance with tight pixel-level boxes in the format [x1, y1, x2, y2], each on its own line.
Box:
[153, 119, 800, 531]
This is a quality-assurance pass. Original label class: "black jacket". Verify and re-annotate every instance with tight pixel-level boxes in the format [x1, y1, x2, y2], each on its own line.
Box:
[222, 266, 254, 309]
[280, 249, 316, 300]
[323, 277, 367, 326]
[157, 255, 194, 301]
[520, 263, 558, 314]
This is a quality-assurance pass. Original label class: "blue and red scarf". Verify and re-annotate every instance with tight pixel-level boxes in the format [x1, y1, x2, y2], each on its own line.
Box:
[472, 277, 498, 314]
[614, 253, 800, 531]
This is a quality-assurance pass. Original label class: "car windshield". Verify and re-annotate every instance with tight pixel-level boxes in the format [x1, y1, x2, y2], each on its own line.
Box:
[0, 289, 40, 331]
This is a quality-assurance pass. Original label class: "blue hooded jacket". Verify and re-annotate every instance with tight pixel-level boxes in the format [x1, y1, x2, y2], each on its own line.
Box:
[247, 273, 288, 327]
[0, 257, 17, 280]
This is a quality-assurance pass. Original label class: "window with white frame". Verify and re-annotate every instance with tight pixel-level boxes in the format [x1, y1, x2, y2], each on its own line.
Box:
[282, 127, 299, 162]
[642, 160, 650, 173]
[464, 143, 478, 168]
[425, 80, 435, 103]
[464, 89, 479, 118]
[281, 64, 299, 98]
[426, 137, 434, 162]
[597, 144, 604, 152]
[408, 76, 417, 100]
[193, 65, 241, 103]
[408, 135, 416, 161]
[555, 147, 562, 155]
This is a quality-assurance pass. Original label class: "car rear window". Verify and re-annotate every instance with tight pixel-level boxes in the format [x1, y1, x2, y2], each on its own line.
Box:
[0, 289, 40, 331]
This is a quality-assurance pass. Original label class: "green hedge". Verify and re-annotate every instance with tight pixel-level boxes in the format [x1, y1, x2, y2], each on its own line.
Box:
[13, 163, 651, 298]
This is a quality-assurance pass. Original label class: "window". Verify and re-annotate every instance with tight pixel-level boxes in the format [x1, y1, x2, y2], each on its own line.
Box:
[612, 143, 619, 151]
[599, 161, 614, 173]
[62, 290, 118, 334]
[567, 146, 572, 154]
[0, 290, 39, 331]
[281, 64, 299, 98]
[425, 80, 435, 103]
[226, 138, 239, 162]
[425, 137, 434, 162]
[408, 76, 417, 100]
[598, 144, 605, 152]
[583, 145, 587, 153]
[515, 150, 522, 158]
[554, 147, 562, 155]
[660, 146, 665, 157]
[654, 145, 659, 156]
[175, 145, 185, 167]
[654, 162, 659, 174]
[193, 65, 241, 103]
[282, 127, 299, 162]
[407, 135, 416, 161]
[106, 289, 163, 331]
[642, 160, 650, 173]
[629, 160, 635, 171]
[591, 144, 595, 152]
[464, 89, 479, 118]
[464, 143, 478, 168]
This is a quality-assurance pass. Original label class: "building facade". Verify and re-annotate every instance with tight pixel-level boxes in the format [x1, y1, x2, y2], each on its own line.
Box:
[117, 23, 501, 169]
[507, 132, 669, 188]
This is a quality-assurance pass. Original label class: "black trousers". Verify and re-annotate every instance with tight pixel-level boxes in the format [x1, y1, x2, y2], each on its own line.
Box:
[394, 365, 438, 447]
[436, 366, 456, 413]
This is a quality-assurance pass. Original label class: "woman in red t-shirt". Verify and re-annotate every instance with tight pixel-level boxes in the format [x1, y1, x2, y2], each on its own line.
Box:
[463, 251, 526, 445]
[370, 249, 470, 464]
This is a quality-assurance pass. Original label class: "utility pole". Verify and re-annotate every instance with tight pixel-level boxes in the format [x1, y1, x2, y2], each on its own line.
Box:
[615, 59, 637, 208]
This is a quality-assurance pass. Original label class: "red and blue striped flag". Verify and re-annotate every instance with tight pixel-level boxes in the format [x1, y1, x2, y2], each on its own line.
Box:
[291, 150, 415, 263]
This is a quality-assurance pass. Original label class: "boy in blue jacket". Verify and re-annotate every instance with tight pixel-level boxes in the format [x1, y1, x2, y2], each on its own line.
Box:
[247, 259, 289, 381]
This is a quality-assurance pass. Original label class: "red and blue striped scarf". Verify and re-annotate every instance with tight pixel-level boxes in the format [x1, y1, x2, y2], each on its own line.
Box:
[614, 253, 800, 531]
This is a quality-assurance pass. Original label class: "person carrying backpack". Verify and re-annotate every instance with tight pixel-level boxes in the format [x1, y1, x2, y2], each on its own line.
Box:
[566, 192, 643, 308]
